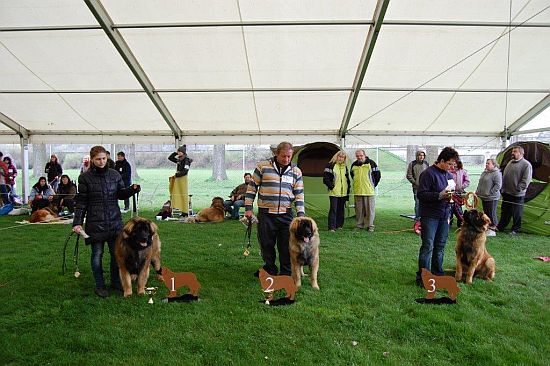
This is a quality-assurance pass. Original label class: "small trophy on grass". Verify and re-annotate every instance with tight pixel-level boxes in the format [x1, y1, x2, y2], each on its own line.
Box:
[144, 287, 158, 304]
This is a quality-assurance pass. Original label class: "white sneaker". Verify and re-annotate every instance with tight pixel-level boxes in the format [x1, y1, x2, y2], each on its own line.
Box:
[120, 208, 129, 213]
[486, 229, 496, 237]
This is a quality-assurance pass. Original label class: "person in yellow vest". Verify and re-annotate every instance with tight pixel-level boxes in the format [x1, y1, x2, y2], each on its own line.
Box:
[350, 149, 381, 231]
[323, 150, 351, 232]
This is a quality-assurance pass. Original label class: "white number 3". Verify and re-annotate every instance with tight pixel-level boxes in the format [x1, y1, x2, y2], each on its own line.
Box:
[428, 278, 436, 293]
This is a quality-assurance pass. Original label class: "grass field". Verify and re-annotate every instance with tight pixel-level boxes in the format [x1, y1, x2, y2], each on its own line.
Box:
[2, 169, 549, 365]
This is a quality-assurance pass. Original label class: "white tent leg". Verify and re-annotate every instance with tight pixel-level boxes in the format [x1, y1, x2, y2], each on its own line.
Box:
[20, 137, 30, 204]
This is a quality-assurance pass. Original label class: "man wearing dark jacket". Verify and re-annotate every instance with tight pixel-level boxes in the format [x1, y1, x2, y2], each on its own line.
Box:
[115, 151, 132, 212]
[406, 150, 429, 223]
[416, 147, 459, 287]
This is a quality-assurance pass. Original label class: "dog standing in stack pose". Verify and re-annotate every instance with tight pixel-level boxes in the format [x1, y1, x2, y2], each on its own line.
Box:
[455, 209, 496, 284]
[115, 217, 163, 297]
[289, 217, 320, 290]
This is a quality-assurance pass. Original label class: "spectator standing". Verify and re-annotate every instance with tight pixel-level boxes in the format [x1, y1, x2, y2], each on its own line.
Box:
[44, 154, 63, 192]
[416, 147, 459, 286]
[475, 158, 502, 233]
[0, 157, 19, 203]
[245, 142, 304, 276]
[323, 150, 351, 232]
[80, 155, 90, 174]
[224, 173, 252, 220]
[72, 145, 140, 298]
[106, 151, 116, 170]
[350, 149, 381, 231]
[168, 145, 192, 213]
[449, 159, 470, 227]
[0, 151, 9, 205]
[406, 150, 429, 230]
[497, 146, 532, 235]
[115, 151, 132, 212]
[29, 176, 54, 212]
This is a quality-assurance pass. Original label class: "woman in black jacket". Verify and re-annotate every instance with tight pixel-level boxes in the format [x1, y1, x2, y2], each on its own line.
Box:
[72, 146, 140, 298]
[54, 174, 77, 213]
[44, 154, 63, 192]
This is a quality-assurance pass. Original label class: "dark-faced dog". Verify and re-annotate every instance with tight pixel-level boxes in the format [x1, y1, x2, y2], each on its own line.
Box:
[455, 209, 496, 284]
[115, 217, 162, 297]
[289, 217, 320, 290]
[195, 197, 225, 223]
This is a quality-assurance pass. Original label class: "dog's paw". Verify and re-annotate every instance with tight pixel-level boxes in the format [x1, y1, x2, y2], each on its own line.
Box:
[312, 284, 320, 290]
[123, 291, 132, 298]
[156, 274, 164, 282]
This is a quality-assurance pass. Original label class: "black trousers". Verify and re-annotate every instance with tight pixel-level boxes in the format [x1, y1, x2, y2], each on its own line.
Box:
[257, 209, 293, 276]
[497, 193, 525, 232]
[481, 199, 498, 227]
[328, 196, 346, 230]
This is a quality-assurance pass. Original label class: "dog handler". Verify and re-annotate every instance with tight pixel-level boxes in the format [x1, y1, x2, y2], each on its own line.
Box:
[245, 142, 305, 276]
[72, 146, 140, 298]
[416, 146, 459, 287]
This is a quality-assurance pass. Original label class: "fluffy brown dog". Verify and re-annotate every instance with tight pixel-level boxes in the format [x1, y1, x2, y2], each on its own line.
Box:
[29, 206, 58, 223]
[421, 268, 460, 300]
[455, 209, 496, 284]
[258, 268, 297, 301]
[115, 217, 162, 297]
[194, 197, 225, 223]
[289, 217, 320, 290]
[161, 267, 201, 297]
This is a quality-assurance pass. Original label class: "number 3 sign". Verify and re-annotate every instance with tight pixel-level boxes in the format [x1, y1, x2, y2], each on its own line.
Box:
[421, 268, 460, 301]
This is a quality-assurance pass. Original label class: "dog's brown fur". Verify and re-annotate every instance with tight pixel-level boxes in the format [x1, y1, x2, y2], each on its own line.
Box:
[161, 267, 201, 297]
[29, 205, 58, 223]
[115, 217, 162, 297]
[289, 217, 320, 290]
[421, 268, 461, 300]
[455, 209, 496, 284]
[258, 268, 297, 301]
[194, 197, 225, 223]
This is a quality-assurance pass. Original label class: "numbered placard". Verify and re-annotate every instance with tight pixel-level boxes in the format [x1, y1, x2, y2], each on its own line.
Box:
[421, 268, 460, 301]
[258, 268, 296, 302]
[161, 267, 201, 298]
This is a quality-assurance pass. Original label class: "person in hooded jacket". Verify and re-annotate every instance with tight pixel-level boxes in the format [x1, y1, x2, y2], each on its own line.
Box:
[29, 176, 54, 212]
[72, 146, 140, 298]
[323, 150, 351, 232]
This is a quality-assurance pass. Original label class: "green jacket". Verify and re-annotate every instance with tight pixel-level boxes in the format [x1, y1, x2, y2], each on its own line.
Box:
[350, 158, 381, 196]
[323, 162, 350, 198]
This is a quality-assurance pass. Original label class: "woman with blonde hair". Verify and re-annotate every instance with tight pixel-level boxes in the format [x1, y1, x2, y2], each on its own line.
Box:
[323, 150, 351, 232]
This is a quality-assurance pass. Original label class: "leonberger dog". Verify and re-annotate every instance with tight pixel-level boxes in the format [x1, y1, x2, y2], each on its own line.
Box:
[115, 217, 163, 297]
[194, 196, 225, 223]
[455, 209, 496, 284]
[289, 217, 320, 290]
[29, 205, 58, 223]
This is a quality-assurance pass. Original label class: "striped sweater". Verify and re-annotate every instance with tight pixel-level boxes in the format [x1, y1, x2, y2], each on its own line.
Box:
[245, 158, 305, 215]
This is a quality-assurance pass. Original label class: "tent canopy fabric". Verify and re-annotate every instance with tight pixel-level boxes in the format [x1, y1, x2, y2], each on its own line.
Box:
[1, 1, 550, 145]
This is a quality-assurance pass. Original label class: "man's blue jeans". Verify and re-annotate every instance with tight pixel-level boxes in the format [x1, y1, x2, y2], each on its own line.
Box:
[224, 199, 244, 219]
[417, 216, 449, 280]
[91, 238, 120, 289]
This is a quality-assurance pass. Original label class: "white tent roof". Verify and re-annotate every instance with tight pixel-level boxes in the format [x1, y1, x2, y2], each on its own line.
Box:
[1, 0, 550, 146]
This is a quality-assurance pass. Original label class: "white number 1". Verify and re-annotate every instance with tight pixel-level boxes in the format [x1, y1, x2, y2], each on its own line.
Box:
[171, 277, 175, 291]
[428, 278, 436, 293]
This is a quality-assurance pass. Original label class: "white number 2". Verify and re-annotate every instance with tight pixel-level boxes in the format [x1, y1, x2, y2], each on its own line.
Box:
[171, 277, 175, 291]
[265, 277, 274, 292]
[428, 278, 436, 293]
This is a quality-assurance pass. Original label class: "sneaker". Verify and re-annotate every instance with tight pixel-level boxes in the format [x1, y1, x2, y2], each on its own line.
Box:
[94, 287, 109, 298]
[329, 229, 336, 232]
[486, 229, 496, 237]
[509, 231, 519, 236]
[367, 227, 375, 232]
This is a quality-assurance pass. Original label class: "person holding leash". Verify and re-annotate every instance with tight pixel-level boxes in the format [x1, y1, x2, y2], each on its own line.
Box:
[72, 145, 140, 298]
[245, 142, 304, 276]
[44, 154, 63, 192]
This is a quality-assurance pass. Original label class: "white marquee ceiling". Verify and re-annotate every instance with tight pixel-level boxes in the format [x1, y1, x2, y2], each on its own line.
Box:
[1, 0, 549, 146]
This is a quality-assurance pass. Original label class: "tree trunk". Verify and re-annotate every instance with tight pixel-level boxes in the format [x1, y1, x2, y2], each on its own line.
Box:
[33, 143, 47, 178]
[211, 144, 228, 181]
[406, 145, 419, 164]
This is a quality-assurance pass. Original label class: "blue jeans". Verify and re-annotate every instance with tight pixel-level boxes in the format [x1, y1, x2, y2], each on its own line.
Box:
[413, 192, 420, 220]
[417, 216, 450, 280]
[224, 199, 244, 219]
[91, 238, 120, 289]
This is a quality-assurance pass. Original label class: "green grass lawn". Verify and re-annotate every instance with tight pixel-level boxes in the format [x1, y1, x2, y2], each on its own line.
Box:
[2, 170, 549, 365]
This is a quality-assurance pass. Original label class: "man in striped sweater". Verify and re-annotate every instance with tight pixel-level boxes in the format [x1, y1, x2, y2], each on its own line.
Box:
[245, 142, 305, 276]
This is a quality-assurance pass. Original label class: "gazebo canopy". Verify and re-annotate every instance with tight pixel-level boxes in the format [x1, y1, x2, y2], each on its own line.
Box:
[1, 0, 550, 146]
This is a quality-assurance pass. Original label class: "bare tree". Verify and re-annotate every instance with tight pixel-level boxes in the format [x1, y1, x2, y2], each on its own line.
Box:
[33, 143, 47, 178]
[211, 144, 228, 181]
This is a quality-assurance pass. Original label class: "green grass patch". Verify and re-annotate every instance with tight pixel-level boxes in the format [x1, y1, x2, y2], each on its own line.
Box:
[1, 203, 549, 365]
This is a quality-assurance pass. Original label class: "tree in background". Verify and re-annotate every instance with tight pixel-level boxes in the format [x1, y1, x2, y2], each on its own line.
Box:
[33, 143, 47, 177]
[211, 144, 228, 181]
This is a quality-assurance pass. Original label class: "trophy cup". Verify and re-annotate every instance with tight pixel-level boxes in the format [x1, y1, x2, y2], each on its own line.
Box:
[145, 287, 158, 304]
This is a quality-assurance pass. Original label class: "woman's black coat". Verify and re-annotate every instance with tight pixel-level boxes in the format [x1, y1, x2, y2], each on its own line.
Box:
[73, 166, 136, 243]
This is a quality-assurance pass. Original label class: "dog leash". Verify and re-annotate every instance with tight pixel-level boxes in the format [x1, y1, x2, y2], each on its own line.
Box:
[243, 216, 253, 258]
[62, 231, 81, 277]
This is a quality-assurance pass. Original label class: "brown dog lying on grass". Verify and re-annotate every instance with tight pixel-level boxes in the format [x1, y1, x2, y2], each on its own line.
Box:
[29, 205, 58, 223]
[194, 197, 225, 223]
[455, 209, 496, 284]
